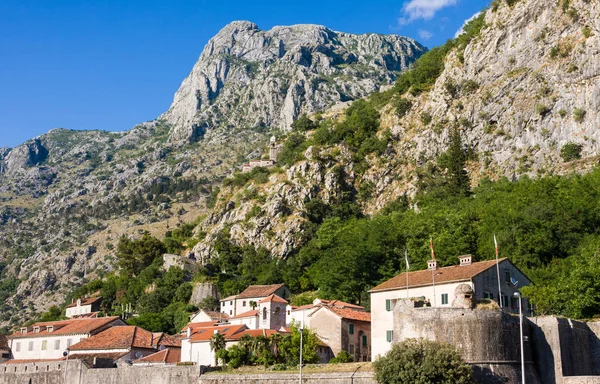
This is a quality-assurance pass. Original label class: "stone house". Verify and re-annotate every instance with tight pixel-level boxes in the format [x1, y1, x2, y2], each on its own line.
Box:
[287, 298, 366, 327]
[132, 348, 181, 366]
[65, 297, 103, 318]
[308, 306, 371, 362]
[368, 256, 532, 359]
[8, 316, 124, 361]
[220, 284, 290, 317]
[229, 294, 288, 330]
[68, 326, 181, 366]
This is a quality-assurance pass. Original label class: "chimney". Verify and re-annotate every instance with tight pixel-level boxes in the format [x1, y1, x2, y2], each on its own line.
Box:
[186, 327, 191, 338]
[427, 259, 438, 270]
[459, 255, 472, 266]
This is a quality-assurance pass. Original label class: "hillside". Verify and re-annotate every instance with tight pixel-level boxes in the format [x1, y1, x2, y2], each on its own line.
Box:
[0, 23, 425, 326]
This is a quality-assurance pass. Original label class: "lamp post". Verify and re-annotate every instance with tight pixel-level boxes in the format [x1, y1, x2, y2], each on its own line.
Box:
[62, 349, 69, 384]
[299, 325, 303, 384]
[514, 292, 525, 384]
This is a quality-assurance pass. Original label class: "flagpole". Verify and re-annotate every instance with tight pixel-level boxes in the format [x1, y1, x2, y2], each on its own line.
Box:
[495, 234, 503, 309]
[405, 248, 409, 299]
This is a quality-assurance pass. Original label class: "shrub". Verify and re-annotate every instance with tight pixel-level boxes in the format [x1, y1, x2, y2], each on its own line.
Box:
[582, 26, 592, 38]
[394, 98, 412, 118]
[558, 109, 567, 118]
[444, 80, 459, 98]
[506, 0, 521, 6]
[373, 338, 472, 384]
[573, 108, 586, 123]
[535, 104, 550, 116]
[292, 114, 317, 132]
[461, 80, 479, 95]
[420, 112, 433, 126]
[329, 350, 354, 363]
[560, 142, 582, 162]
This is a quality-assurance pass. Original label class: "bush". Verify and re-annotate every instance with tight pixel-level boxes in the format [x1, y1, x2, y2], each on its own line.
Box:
[582, 26, 592, 38]
[420, 112, 433, 126]
[560, 142, 582, 162]
[292, 114, 317, 132]
[573, 108, 586, 123]
[461, 80, 479, 95]
[329, 350, 354, 363]
[373, 339, 473, 384]
[535, 104, 550, 117]
[394, 98, 412, 118]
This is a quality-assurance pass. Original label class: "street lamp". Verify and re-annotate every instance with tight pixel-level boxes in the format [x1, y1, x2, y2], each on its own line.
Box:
[62, 349, 70, 384]
[514, 292, 525, 384]
[299, 325, 303, 384]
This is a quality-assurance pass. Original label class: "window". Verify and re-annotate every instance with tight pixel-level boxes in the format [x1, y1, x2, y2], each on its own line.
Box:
[41, 340, 47, 350]
[501, 294, 509, 308]
[349, 323, 354, 335]
[362, 335, 367, 347]
[242, 301, 246, 307]
[511, 296, 518, 310]
[54, 340, 60, 350]
[229, 310, 232, 315]
[484, 292, 494, 299]
[385, 299, 391, 311]
[505, 270, 511, 283]
[15, 342, 20, 352]
[28, 341, 33, 351]
[230, 300, 233, 305]
[262, 307, 267, 320]
[66, 339, 72, 348]
[386, 330, 393, 342]
[441, 293, 448, 305]
[349, 344, 355, 355]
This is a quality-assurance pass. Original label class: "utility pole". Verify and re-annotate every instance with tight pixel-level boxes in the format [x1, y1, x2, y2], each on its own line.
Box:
[514, 292, 525, 384]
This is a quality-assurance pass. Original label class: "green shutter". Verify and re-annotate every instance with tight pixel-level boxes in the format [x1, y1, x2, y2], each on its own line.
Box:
[362, 335, 367, 347]
[386, 299, 391, 311]
[349, 323, 354, 334]
[386, 330, 393, 342]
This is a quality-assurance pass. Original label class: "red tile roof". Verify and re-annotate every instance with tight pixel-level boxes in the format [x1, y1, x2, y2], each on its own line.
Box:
[66, 297, 103, 308]
[151, 332, 182, 348]
[134, 348, 181, 364]
[237, 284, 286, 299]
[71, 312, 99, 319]
[369, 258, 509, 293]
[227, 329, 283, 341]
[181, 321, 220, 333]
[188, 324, 247, 343]
[230, 310, 258, 319]
[10, 317, 122, 339]
[325, 306, 371, 322]
[203, 310, 230, 320]
[3, 358, 65, 364]
[292, 299, 365, 312]
[259, 294, 288, 304]
[69, 326, 155, 351]
[68, 352, 129, 363]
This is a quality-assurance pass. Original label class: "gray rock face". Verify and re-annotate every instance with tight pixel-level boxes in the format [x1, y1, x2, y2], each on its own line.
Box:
[162, 21, 426, 142]
[3, 139, 48, 175]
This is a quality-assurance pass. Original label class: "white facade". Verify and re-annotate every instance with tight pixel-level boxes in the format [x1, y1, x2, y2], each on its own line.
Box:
[10, 334, 86, 360]
[65, 304, 93, 318]
[229, 314, 258, 329]
[369, 259, 532, 359]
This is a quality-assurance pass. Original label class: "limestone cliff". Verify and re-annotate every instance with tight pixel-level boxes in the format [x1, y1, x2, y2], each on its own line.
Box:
[162, 21, 426, 142]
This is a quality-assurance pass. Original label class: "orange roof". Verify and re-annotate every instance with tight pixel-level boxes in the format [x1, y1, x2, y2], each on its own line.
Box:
[188, 324, 247, 343]
[322, 306, 371, 322]
[66, 297, 102, 308]
[71, 312, 99, 319]
[259, 294, 288, 304]
[369, 258, 509, 293]
[318, 299, 364, 309]
[134, 348, 181, 364]
[237, 284, 286, 299]
[10, 317, 122, 339]
[3, 358, 65, 364]
[69, 326, 155, 351]
[181, 321, 219, 333]
[230, 310, 258, 319]
[151, 332, 182, 348]
[227, 329, 283, 340]
[203, 310, 230, 320]
[68, 352, 129, 362]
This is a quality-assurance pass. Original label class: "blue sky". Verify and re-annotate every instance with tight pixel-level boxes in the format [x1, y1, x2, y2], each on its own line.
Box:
[0, 0, 489, 148]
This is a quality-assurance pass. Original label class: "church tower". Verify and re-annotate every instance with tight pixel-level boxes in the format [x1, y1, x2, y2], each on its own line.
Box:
[269, 136, 277, 162]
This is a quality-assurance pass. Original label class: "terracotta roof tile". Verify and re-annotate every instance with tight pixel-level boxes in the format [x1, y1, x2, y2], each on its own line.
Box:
[230, 310, 258, 319]
[188, 324, 247, 343]
[369, 258, 509, 293]
[10, 317, 122, 339]
[151, 332, 182, 348]
[237, 284, 286, 299]
[134, 348, 181, 364]
[315, 307, 371, 322]
[203, 310, 229, 320]
[69, 326, 155, 351]
[181, 321, 219, 333]
[68, 352, 129, 363]
[227, 329, 282, 340]
[3, 358, 65, 364]
[66, 297, 102, 309]
[259, 294, 288, 304]
[71, 312, 99, 319]
[318, 299, 364, 309]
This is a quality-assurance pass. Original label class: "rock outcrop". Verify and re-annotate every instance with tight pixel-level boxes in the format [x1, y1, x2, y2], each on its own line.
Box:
[162, 21, 426, 142]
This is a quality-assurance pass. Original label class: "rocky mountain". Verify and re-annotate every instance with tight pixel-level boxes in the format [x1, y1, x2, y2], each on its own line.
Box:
[188, 0, 600, 260]
[162, 21, 426, 142]
[0, 22, 424, 326]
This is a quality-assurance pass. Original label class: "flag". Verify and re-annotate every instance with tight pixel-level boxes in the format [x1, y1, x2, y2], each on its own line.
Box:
[429, 237, 435, 260]
[494, 234, 499, 257]
[405, 249, 410, 271]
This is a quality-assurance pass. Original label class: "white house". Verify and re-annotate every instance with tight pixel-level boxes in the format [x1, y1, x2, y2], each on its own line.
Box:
[8, 316, 124, 361]
[229, 294, 288, 330]
[65, 297, 103, 318]
[220, 284, 290, 317]
[180, 323, 284, 366]
[368, 256, 532, 359]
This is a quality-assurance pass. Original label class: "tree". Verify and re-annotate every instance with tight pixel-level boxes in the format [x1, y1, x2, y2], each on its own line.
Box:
[373, 339, 473, 384]
[116, 234, 166, 277]
[438, 128, 471, 197]
[292, 114, 317, 132]
[210, 332, 227, 366]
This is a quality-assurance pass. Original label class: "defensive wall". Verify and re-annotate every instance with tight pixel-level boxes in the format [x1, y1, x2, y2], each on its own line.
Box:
[0, 360, 376, 384]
